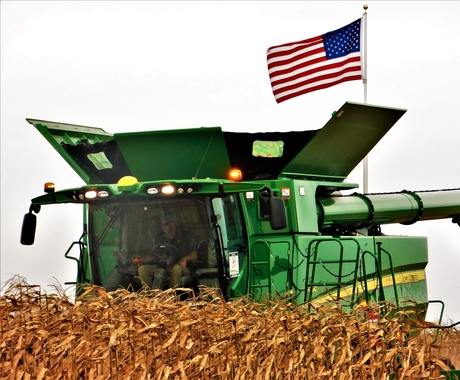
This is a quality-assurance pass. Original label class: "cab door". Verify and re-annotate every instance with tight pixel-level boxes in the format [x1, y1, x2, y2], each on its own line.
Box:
[211, 195, 248, 298]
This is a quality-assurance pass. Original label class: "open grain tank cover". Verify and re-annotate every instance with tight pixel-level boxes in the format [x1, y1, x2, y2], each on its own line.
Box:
[27, 102, 406, 185]
[26, 119, 231, 184]
[281, 102, 407, 180]
[113, 127, 231, 182]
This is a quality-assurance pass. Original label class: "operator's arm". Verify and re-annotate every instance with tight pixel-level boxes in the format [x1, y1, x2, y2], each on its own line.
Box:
[178, 250, 197, 268]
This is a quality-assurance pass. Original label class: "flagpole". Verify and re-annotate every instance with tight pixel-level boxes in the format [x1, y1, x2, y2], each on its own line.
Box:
[362, 4, 369, 193]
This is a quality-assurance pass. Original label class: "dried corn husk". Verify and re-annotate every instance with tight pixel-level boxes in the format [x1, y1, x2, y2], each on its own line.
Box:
[1, 277, 459, 379]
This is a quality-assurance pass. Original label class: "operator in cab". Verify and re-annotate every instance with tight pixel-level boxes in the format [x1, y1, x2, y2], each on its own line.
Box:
[136, 212, 198, 290]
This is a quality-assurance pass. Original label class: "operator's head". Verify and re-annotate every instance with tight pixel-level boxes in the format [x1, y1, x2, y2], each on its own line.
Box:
[161, 212, 177, 235]
[161, 212, 177, 236]
[161, 212, 177, 226]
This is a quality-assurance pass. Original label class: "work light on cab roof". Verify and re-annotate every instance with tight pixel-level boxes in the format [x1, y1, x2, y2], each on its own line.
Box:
[228, 168, 242, 181]
[161, 184, 175, 195]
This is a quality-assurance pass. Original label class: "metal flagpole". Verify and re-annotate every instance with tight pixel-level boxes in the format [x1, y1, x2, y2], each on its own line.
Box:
[362, 4, 369, 193]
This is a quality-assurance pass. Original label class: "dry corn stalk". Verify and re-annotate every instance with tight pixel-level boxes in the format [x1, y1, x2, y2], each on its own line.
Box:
[0, 277, 458, 379]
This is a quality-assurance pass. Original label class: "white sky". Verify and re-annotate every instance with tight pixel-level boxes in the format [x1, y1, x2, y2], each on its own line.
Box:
[1, 1, 459, 323]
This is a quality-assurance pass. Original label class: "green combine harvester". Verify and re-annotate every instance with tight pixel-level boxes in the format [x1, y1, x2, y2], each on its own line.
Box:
[21, 102, 460, 319]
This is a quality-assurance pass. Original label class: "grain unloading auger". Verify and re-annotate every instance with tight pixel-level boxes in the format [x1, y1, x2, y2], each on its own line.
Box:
[20, 102, 460, 317]
[318, 188, 460, 231]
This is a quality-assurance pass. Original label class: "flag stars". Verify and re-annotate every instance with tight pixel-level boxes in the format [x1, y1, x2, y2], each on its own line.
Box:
[323, 19, 361, 59]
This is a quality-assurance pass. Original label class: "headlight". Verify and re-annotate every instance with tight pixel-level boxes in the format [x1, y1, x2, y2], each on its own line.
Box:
[161, 185, 175, 194]
[147, 187, 159, 194]
[85, 190, 98, 199]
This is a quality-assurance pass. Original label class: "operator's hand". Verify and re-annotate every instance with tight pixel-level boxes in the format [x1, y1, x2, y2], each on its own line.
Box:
[178, 257, 188, 268]
[178, 251, 197, 268]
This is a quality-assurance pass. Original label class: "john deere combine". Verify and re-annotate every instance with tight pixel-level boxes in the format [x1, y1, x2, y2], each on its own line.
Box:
[21, 102, 460, 318]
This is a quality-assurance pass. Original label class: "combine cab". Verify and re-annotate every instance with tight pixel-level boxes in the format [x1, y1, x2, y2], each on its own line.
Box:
[21, 102, 460, 317]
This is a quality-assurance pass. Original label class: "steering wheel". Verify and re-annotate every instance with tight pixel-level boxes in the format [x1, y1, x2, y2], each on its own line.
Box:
[151, 243, 179, 265]
[152, 243, 179, 254]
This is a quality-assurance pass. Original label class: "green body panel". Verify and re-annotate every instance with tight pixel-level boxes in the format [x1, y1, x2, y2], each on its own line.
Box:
[244, 232, 429, 310]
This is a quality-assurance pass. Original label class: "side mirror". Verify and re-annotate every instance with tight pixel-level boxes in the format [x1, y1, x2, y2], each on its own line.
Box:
[268, 196, 287, 230]
[21, 212, 37, 245]
[259, 187, 287, 230]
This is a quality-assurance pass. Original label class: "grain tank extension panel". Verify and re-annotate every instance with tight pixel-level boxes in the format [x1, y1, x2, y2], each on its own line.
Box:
[282, 102, 406, 180]
[114, 128, 231, 181]
[26, 120, 232, 184]
[27, 102, 406, 184]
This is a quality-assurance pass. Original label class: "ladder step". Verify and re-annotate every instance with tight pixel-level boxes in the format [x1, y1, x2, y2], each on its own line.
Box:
[309, 259, 358, 264]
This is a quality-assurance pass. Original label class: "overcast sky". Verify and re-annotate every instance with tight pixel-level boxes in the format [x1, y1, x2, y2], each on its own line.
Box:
[1, 1, 459, 322]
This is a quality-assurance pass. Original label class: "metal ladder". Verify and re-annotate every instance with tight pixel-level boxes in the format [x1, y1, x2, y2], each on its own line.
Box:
[248, 239, 292, 300]
[303, 238, 400, 307]
[304, 238, 362, 306]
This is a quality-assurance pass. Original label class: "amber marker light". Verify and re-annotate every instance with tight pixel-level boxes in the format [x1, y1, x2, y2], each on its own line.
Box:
[228, 168, 242, 181]
[44, 182, 55, 193]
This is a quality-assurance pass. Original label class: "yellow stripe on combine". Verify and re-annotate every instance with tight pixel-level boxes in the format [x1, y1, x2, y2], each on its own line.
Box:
[311, 270, 426, 305]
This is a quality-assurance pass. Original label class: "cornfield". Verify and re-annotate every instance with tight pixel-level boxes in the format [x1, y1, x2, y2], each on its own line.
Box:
[1, 277, 459, 379]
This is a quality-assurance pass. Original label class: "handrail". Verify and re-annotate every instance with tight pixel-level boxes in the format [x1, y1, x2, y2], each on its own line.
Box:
[428, 300, 445, 343]
[376, 242, 399, 306]
[64, 227, 89, 285]
[305, 237, 361, 305]
[250, 239, 293, 299]
[63, 241, 86, 285]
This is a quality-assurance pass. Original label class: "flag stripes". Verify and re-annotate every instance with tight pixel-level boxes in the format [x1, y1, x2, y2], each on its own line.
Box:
[267, 19, 362, 103]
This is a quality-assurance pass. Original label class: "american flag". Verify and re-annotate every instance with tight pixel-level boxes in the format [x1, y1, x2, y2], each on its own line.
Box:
[267, 19, 362, 103]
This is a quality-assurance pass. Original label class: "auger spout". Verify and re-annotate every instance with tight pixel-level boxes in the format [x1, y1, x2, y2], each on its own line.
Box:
[317, 188, 460, 230]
